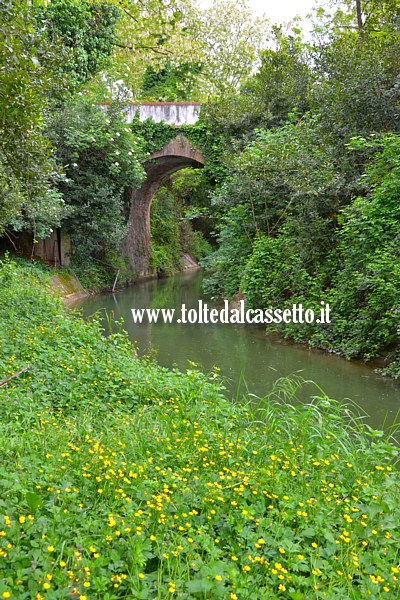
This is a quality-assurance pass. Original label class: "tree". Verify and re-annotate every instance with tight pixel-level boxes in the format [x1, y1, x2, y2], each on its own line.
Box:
[311, 32, 400, 140]
[310, 0, 400, 139]
[0, 0, 123, 239]
[0, 0, 64, 238]
[326, 0, 400, 34]
[186, 0, 268, 98]
[46, 96, 145, 265]
[139, 61, 202, 101]
[102, 0, 196, 93]
[100, 0, 268, 100]
[36, 0, 121, 95]
[244, 29, 311, 129]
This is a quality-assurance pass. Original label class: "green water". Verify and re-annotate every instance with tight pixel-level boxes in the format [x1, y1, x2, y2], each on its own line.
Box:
[73, 269, 400, 429]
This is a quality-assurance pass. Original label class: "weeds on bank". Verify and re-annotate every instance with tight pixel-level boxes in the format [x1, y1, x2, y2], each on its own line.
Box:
[0, 257, 399, 599]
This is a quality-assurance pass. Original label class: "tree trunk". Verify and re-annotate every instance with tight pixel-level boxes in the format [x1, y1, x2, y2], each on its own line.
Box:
[356, 0, 363, 31]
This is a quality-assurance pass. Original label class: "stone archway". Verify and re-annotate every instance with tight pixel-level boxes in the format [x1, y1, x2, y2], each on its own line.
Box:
[124, 134, 204, 277]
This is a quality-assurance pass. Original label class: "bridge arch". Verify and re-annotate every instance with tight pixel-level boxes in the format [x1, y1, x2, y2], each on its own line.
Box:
[124, 134, 204, 276]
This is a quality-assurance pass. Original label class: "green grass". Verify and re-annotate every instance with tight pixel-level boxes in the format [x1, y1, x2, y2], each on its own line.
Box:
[0, 256, 399, 599]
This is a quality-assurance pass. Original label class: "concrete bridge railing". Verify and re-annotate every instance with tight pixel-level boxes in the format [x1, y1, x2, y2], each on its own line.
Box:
[101, 101, 201, 126]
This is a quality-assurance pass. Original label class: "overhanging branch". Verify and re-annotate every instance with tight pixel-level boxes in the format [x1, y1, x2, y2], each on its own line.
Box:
[114, 42, 172, 56]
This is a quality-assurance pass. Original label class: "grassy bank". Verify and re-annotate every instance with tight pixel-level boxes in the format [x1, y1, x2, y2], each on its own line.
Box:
[0, 257, 399, 599]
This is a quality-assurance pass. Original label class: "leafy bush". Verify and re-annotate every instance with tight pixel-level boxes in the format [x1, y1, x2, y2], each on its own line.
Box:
[150, 190, 182, 275]
[47, 96, 145, 265]
[328, 135, 400, 361]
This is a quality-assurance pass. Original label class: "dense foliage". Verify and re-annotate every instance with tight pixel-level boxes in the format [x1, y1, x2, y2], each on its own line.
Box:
[37, 0, 121, 94]
[330, 136, 400, 369]
[46, 97, 145, 267]
[200, 1, 400, 375]
[1, 258, 400, 599]
[0, 0, 64, 237]
[150, 171, 213, 275]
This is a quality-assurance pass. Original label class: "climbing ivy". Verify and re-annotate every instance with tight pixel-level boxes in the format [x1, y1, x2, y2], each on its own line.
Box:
[182, 120, 227, 183]
[129, 113, 227, 184]
[130, 115, 178, 156]
[36, 0, 121, 96]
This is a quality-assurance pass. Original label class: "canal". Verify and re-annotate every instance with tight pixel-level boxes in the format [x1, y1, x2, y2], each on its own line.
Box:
[72, 270, 400, 429]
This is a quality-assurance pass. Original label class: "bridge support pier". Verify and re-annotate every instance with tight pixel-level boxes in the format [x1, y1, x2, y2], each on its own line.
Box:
[124, 181, 158, 277]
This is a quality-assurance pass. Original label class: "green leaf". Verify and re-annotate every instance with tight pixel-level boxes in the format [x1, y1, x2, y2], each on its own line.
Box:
[186, 579, 214, 593]
[26, 491, 42, 511]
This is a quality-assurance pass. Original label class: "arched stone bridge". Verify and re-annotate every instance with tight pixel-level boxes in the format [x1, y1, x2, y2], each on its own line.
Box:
[114, 102, 204, 277]
[124, 134, 204, 276]
[33, 103, 204, 271]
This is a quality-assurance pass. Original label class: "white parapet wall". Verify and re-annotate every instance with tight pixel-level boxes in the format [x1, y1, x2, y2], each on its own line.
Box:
[101, 102, 201, 126]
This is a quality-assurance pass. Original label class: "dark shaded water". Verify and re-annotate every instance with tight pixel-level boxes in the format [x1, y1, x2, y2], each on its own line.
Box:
[72, 270, 400, 429]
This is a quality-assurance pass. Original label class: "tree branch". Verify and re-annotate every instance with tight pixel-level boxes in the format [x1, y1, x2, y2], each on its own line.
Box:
[0, 365, 30, 388]
[356, 0, 363, 30]
[4, 229, 17, 251]
[114, 42, 172, 56]
[120, 6, 139, 24]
